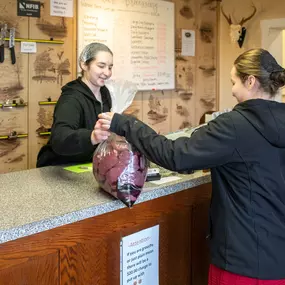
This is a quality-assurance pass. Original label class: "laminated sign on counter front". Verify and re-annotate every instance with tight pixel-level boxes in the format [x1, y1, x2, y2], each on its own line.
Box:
[120, 225, 159, 285]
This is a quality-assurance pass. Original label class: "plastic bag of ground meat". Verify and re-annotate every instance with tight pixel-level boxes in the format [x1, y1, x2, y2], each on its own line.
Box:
[93, 80, 148, 207]
[93, 134, 148, 207]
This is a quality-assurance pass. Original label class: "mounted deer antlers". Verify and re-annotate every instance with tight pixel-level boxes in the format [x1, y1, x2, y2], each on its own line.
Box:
[221, 4, 256, 26]
[221, 6, 232, 25]
[239, 5, 257, 26]
[221, 4, 257, 48]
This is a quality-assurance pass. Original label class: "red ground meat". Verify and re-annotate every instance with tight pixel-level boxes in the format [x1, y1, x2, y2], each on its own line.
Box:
[130, 154, 140, 171]
[134, 171, 147, 187]
[105, 164, 127, 185]
[93, 137, 148, 207]
[98, 151, 118, 175]
[119, 150, 131, 165]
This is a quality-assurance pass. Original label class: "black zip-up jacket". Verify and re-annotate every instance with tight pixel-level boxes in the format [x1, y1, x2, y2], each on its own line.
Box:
[37, 78, 112, 167]
[109, 99, 285, 279]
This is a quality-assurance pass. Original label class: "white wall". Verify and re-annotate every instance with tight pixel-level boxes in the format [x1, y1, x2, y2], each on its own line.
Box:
[219, 0, 285, 110]
[282, 29, 285, 95]
[283, 30, 285, 67]
[268, 30, 283, 64]
[261, 19, 285, 100]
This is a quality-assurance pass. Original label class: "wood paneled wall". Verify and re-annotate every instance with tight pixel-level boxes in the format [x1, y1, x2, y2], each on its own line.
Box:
[0, 0, 218, 173]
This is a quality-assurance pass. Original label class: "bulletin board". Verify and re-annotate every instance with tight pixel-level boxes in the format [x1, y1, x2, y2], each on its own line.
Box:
[77, 0, 175, 90]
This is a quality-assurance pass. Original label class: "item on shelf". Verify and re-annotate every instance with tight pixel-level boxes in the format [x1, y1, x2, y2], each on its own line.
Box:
[9, 27, 16, 64]
[0, 131, 28, 140]
[8, 131, 18, 139]
[0, 24, 7, 63]
[0, 98, 27, 108]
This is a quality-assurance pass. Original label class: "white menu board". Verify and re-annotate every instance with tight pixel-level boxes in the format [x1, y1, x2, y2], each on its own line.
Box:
[77, 0, 175, 90]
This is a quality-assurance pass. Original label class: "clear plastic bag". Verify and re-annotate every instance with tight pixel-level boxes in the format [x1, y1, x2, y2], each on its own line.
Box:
[93, 134, 148, 207]
[93, 80, 148, 207]
[105, 79, 137, 113]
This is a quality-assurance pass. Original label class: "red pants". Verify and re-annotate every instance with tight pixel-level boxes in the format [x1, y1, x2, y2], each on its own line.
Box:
[208, 264, 285, 285]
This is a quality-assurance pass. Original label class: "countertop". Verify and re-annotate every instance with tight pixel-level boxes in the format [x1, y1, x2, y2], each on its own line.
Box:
[0, 166, 211, 244]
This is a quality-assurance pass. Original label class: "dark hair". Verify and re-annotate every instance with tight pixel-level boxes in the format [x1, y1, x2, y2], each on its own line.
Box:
[234, 48, 285, 97]
[79, 42, 113, 75]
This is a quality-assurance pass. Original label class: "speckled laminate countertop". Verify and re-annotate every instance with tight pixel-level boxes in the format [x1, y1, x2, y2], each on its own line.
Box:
[0, 166, 211, 244]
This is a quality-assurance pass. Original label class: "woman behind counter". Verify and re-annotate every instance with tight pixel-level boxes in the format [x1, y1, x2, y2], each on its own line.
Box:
[37, 42, 112, 167]
[98, 49, 285, 284]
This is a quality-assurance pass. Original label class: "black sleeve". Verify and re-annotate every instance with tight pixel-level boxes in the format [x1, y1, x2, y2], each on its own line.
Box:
[50, 95, 94, 156]
[110, 113, 237, 172]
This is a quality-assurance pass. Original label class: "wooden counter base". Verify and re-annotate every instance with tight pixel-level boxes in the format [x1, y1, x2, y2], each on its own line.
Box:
[0, 183, 211, 285]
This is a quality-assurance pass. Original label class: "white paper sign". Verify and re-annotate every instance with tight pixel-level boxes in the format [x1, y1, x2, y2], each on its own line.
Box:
[20, 42, 37, 53]
[121, 225, 159, 285]
[181, 29, 195, 56]
[151, 176, 181, 185]
[50, 0, 73, 17]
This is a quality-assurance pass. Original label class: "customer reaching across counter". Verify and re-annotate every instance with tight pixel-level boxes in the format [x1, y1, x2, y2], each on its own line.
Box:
[98, 48, 285, 284]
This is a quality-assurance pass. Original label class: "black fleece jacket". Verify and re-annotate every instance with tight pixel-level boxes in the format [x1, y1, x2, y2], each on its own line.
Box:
[109, 99, 285, 279]
[37, 78, 111, 167]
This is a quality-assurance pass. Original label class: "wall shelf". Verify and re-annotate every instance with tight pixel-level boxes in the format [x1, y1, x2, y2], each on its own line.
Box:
[4, 38, 64, 44]
[0, 103, 27, 109]
[38, 132, 51, 136]
[0, 133, 28, 140]
[38, 101, 57, 105]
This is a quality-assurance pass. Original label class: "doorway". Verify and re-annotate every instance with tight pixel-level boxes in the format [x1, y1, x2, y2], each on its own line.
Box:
[261, 18, 285, 101]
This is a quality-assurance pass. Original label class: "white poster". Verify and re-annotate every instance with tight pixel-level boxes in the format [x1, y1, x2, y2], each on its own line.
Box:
[21, 42, 37, 53]
[181, 29, 195, 56]
[50, 0, 73, 17]
[121, 225, 159, 285]
[77, 0, 175, 90]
